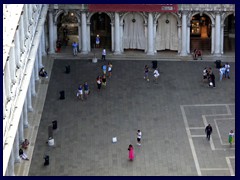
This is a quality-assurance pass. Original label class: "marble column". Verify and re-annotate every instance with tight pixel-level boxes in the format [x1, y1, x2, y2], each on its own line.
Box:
[147, 12, 154, 55]
[24, 5, 30, 50]
[120, 22, 124, 52]
[114, 12, 121, 54]
[38, 45, 43, 68]
[81, 11, 88, 54]
[35, 53, 39, 81]
[211, 24, 215, 54]
[180, 11, 188, 56]
[14, 132, 21, 163]
[111, 23, 114, 51]
[214, 11, 221, 56]
[18, 112, 25, 144]
[27, 86, 33, 112]
[178, 24, 182, 54]
[41, 28, 47, 56]
[153, 22, 157, 53]
[221, 24, 224, 54]
[15, 29, 22, 68]
[87, 22, 91, 52]
[48, 10, 55, 53]
[7, 151, 15, 176]
[9, 47, 16, 85]
[31, 68, 36, 96]
[4, 61, 11, 101]
[78, 22, 82, 51]
[19, 16, 26, 58]
[23, 101, 29, 128]
[187, 23, 190, 54]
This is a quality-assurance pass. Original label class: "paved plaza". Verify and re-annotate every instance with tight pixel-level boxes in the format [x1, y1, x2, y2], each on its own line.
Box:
[28, 58, 235, 176]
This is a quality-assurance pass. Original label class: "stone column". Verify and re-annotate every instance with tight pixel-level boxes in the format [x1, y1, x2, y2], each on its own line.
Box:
[41, 28, 47, 56]
[35, 53, 39, 81]
[81, 11, 88, 54]
[9, 47, 16, 85]
[7, 151, 15, 176]
[31, 68, 36, 96]
[18, 112, 25, 143]
[15, 29, 22, 68]
[120, 22, 124, 52]
[19, 16, 26, 57]
[221, 24, 224, 54]
[23, 101, 29, 128]
[114, 12, 121, 54]
[27, 86, 33, 112]
[111, 23, 114, 52]
[147, 12, 154, 55]
[153, 22, 157, 53]
[78, 22, 82, 51]
[180, 11, 188, 56]
[38, 45, 43, 68]
[87, 22, 91, 52]
[214, 11, 221, 56]
[187, 23, 190, 54]
[48, 10, 55, 53]
[211, 24, 215, 54]
[4, 61, 11, 101]
[14, 131, 21, 163]
[24, 5, 30, 51]
[178, 24, 182, 54]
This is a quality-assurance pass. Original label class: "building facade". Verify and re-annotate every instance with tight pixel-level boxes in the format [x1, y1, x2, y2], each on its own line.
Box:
[3, 4, 235, 176]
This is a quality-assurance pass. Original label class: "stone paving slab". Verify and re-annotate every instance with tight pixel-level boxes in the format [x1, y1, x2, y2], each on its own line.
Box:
[28, 59, 235, 176]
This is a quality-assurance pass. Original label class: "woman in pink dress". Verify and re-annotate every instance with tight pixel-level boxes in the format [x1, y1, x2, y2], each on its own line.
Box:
[128, 144, 134, 161]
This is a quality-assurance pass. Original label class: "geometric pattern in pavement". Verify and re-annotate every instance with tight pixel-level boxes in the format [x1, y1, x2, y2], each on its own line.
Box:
[181, 104, 235, 176]
[28, 59, 235, 176]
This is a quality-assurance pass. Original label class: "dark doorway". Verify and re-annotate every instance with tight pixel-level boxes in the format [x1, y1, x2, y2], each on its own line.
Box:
[90, 13, 111, 50]
[190, 14, 212, 53]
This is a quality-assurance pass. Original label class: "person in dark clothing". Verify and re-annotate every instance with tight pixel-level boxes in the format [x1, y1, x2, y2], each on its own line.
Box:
[205, 124, 213, 141]
[209, 73, 215, 88]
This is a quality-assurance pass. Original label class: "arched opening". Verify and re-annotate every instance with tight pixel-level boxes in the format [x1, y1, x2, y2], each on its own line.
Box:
[224, 14, 235, 53]
[155, 13, 178, 52]
[122, 12, 146, 52]
[190, 14, 212, 54]
[57, 12, 79, 48]
[90, 13, 111, 50]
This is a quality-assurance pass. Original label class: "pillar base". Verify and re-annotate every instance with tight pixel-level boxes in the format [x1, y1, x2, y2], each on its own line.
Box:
[147, 51, 154, 55]
[24, 123, 29, 128]
[14, 157, 21, 164]
[114, 51, 121, 55]
[28, 106, 33, 112]
[81, 51, 88, 55]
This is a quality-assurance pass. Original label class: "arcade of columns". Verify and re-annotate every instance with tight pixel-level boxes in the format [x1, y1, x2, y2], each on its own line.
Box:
[3, 4, 234, 176]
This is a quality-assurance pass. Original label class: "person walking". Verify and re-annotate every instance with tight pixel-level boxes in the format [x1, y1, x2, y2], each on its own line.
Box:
[72, 42, 78, 56]
[219, 66, 226, 81]
[153, 68, 160, 83]
[209, 73, 215, 88]
[228, 130, 234, 146]
[137, 130, 142, 146]
[84, 81, 90, 99]
[96, 34, 100, 48]
[144, 65, 149, 81]
[102, 64, 107, 75]
[108, 62, 113, 78]
[128, 144, 134, 161]
[102, 48, 106, 61]
[102, 74, 107, 87]
[77, 84, 83, 100]
[205, 124, 213, 141]
[224, 63, 230, 79]
[96, 76, 102, 92]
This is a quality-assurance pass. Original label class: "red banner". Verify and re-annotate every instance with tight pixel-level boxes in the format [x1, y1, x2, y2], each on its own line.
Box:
[88, 4, 178, 12]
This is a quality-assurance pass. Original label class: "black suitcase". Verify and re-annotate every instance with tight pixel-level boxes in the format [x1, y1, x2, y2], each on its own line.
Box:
[52, 120, 57, 130]
[59, 91, 65, 99]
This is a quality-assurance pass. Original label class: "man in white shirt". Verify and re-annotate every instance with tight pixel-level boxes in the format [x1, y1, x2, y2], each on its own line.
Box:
[153, 69, 160, 83]
[219, 66, 225, 81]
[137, 130, 142, 146]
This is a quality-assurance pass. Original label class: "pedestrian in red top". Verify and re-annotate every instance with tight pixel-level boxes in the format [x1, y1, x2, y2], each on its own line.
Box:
[128, 144, 134, 161]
